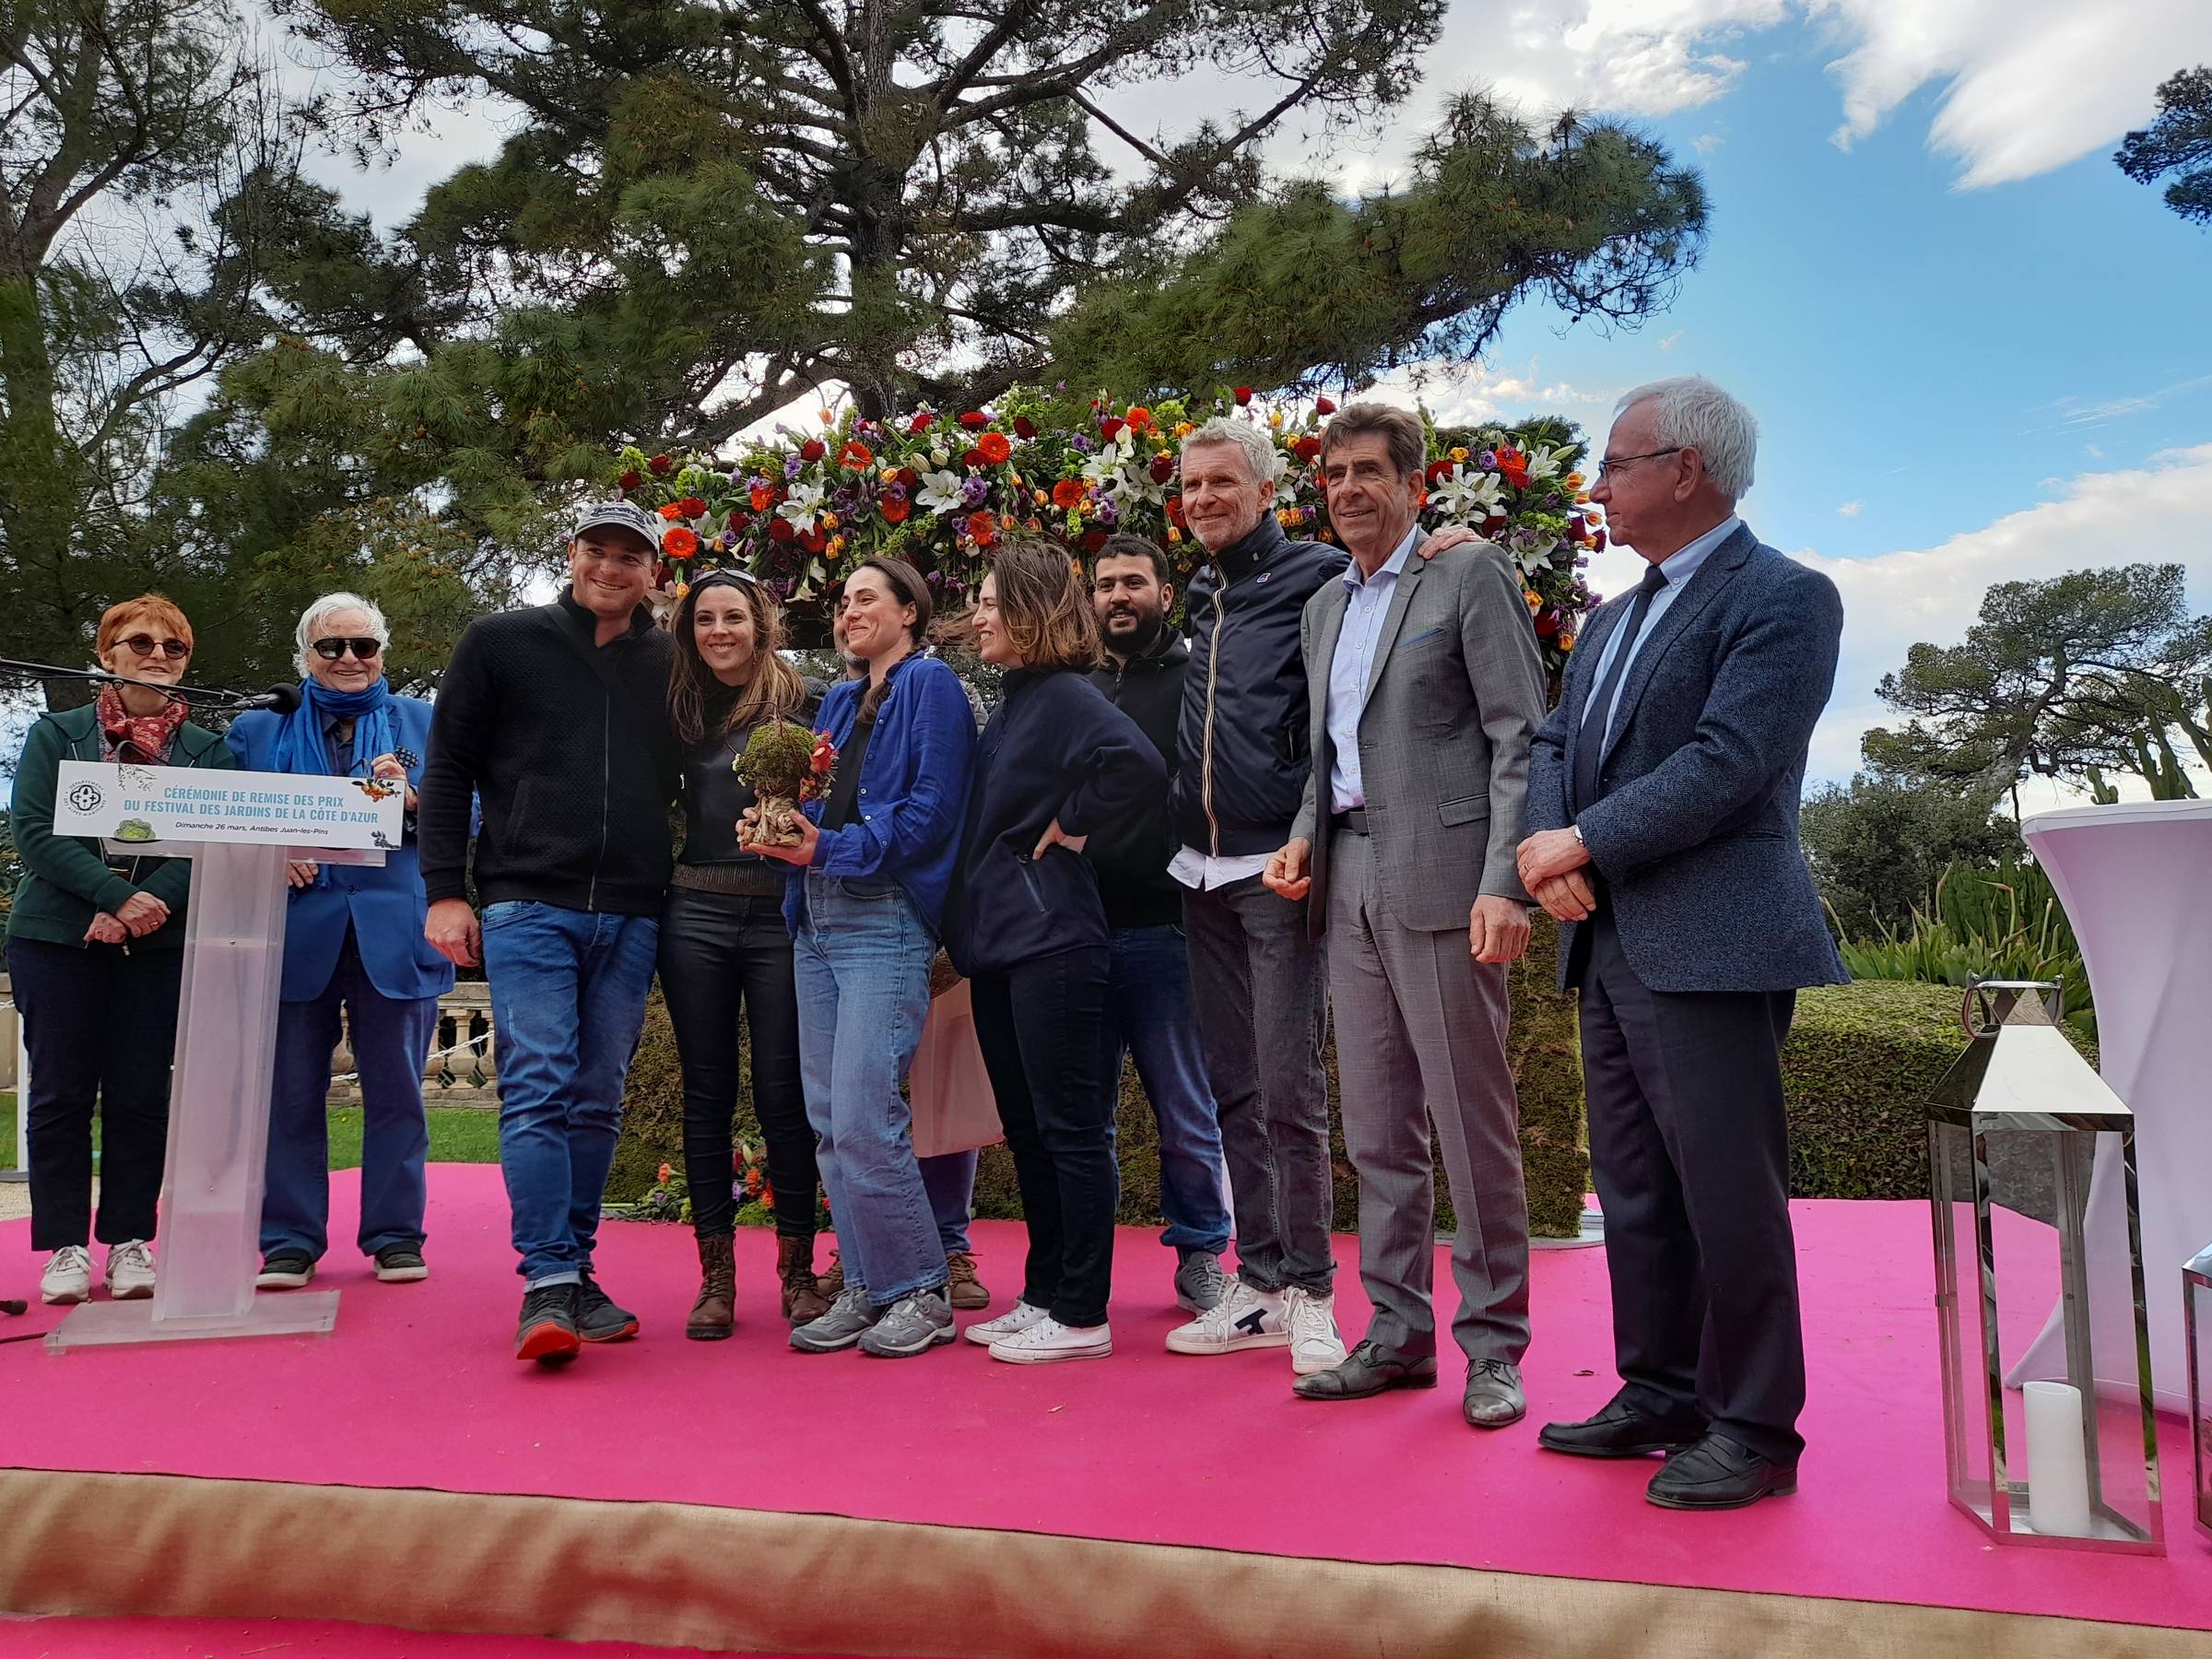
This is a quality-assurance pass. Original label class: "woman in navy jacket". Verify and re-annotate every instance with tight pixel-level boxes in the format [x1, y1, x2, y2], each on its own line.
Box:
[754, 557, 978, 1359]
[947, 540, 1165, 1364]
[228, 593, 454, 1288]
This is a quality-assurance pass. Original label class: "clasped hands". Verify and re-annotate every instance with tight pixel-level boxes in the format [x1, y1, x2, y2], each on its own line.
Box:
[1515, 828, 1597, 923]
[1262, 837, 1532, 963]
[84, 888, 169, 945]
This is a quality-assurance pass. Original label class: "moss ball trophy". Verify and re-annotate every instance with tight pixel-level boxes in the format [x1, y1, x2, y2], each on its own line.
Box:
[735, 722, 836, 848]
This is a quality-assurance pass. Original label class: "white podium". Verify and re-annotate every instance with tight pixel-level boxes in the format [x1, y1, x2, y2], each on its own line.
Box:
[44, 759, 402, 1350]
[2018, 799, 2212, 1411]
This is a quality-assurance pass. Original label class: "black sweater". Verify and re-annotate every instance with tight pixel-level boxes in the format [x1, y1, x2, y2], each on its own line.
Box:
[677, 680, 826, 866]
[420, 592, 680, 916]
[945, 667, 1166, 977]
[1086, 634, 1188, 930]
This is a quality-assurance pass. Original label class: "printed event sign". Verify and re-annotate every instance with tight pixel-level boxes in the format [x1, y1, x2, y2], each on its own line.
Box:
[51, 760, 403, 852]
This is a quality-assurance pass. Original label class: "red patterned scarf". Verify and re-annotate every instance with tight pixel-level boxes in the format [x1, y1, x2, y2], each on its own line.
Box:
[96, 682, 190, 762]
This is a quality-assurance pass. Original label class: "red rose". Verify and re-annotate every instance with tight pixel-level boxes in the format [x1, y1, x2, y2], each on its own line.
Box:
[1535, 611, 1559, 638]
[1081, 527, 1108, 553]
[1315, 395, 1336, 415]
[1482, 514, 1509, 536]
[1149, 454, 1175, 484]
[1425, 459, 1452, 484]
[648, 455, 673, 477]
[896, 466, 921, 489]
[768, 517, 797, 545]
[799, 439, 827, 463]
[1234, 387, 1253, 406]
[910, 412, 935, 435]
[1291, 435, 1322, 463]
[726, 510, 751, 534]
[977, 431, 1012, 465]
[1013, 416, 1039, 441]
[618, 469, 642, 491]
[958, 411, 989, 429]
[1100, 417, 1125, 441]
[677, 496, 707, 518]
[962, 447, 985, 467]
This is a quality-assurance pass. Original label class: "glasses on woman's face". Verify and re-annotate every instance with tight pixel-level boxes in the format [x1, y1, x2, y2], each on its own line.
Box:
[120, 634, 190, 660]
[311, 637, 382, 661]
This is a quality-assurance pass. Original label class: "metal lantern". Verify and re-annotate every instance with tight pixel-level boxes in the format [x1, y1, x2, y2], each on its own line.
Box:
[1927, 980, 2162, 1553]
[2187, 1241, 2212, 1541]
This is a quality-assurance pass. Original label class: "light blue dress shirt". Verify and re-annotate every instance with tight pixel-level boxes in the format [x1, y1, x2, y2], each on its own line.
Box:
[1326, 524, 1420, 813]
[1585, 515, 1742, 750]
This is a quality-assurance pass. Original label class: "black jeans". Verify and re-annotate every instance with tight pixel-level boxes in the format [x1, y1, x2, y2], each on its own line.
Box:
[658, 888, 817, 1240]
[970, 946, 1118, 1327]
[7, 937, 183, 1252]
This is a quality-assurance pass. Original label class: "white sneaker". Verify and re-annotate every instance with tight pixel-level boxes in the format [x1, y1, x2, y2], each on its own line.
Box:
[41, 1245, 93, 1305]
[1165, 1278, 1288, 1356]
[1285, 1286, 1347, 1376]
[965, 1300, 1050, 1347]
[104, 1240, 156, 1300]
[989, 1315, 1112, 1364]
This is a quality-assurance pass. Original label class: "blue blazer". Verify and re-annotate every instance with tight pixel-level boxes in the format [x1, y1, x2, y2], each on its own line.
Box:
[1524, 524, 1849, 994]
[228, 695, 456, 1005]
[784, 653, 977, 938]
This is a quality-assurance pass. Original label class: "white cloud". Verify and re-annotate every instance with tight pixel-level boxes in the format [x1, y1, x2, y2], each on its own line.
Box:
[1691, 133, 1725, 155]
[1836, 500, 1862, 517]
[1794, 443, 2212, 780]
[1365, 357, 1621, 428]
[1815, 0, 2212, 187]
[1657, 330, 1685, 353]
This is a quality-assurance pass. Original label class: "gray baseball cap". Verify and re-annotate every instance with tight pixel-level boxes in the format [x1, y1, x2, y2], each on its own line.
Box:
[571, 500, 663, 553]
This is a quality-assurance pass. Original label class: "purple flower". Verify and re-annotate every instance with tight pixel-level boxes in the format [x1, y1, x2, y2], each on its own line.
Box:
[783, 455, 803, 480]
[1478, 450, 1497, 469]
[1070, 435, 1094, 453]
[885, 482, 908, 503]
[960, 476, 990, 507]
[1094, 495, 1120, 526]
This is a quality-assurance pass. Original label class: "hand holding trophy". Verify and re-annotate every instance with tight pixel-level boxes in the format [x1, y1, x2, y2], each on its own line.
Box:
[735, 722, 837, 849]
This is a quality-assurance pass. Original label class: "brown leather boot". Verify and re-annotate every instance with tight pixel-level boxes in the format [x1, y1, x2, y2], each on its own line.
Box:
[814, 1249, 844, 1301]
[779, 1234, 831, 1324]
[687, 1232, 735, 1341]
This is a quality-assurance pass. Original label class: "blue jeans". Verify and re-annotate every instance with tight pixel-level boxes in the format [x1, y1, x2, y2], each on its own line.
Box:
[481, 901, 661, 1286]
[922, 1151, 977, 1254]
[264, 928, 439, 1260]
[1110, 924, 1232, 1254]
[793, 873, 942, 1302]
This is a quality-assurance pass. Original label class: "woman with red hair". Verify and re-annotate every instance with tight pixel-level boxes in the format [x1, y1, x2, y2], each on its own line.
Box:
[6, 594, 236, 1305]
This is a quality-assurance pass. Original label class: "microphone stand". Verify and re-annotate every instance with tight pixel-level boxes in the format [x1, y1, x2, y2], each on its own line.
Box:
[0, 658, 284, 712]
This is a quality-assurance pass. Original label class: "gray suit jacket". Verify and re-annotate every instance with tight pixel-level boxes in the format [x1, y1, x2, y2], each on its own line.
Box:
[1289, 531, 1548, 935]
[1524, 523, 1849, 994]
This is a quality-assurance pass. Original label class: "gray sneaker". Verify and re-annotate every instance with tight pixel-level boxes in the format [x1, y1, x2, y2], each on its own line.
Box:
[789, 1286, 879, 1353]
[1174, 1250, 1230, 1312]
[857, 1288, 955, 1358]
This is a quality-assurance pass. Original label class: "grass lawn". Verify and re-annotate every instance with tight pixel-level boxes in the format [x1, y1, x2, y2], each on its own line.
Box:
[0, 1093, 501, 1174]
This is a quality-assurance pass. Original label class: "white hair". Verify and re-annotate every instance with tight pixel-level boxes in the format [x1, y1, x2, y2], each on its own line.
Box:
[295, 591, 392, 678]
[1614, 376, 1758, 501]
[1181, 416, 1283, 485]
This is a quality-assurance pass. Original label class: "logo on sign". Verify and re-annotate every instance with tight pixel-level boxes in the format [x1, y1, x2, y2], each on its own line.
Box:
[65, 782, 103, 814]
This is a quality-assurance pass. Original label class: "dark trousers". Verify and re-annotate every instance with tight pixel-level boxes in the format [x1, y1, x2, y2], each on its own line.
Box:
[264, 927, 438, 1261]
[659, 887, 817, 1240]
[8, 937, 182, 1253]
[1181, 875, 1334, 1295]
[971, 947, 1119, 1327]
[1577, 912, 1806, 1463]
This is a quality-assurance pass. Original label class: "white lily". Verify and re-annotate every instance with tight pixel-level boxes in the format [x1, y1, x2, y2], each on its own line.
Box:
[1430, 465, 1505, 521]
[1523, 443, 1569, 483]
[916, 468, 967, 516]
[782, 480, 827, 532]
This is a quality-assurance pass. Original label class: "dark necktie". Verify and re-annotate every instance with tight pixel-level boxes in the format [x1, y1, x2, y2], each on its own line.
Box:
[1572, 562, 1669, 812]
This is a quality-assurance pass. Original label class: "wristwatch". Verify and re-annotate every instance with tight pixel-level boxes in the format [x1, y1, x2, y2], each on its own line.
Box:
[1570, 824, 1584, 845]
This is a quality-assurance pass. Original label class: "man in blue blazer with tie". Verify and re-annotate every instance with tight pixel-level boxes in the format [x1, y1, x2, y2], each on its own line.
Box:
[1515, 377, 1845, 1511]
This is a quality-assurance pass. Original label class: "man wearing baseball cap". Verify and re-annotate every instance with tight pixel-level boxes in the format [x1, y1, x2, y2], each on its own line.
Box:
[419, 502, 681, 1362]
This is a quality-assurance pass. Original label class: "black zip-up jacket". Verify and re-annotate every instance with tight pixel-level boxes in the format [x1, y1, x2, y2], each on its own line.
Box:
[1086, 634, 1187, 930]
[945, 666, 1165, 977]
[1171, 516, 1347, 857]
[419, 591, 679, 916]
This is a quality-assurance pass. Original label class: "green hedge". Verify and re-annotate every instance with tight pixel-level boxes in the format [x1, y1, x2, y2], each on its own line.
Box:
[609, 970, 2011, 1227]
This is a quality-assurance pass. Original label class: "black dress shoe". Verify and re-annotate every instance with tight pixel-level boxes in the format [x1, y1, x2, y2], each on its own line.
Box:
[1537, 1394, 1707, 1458]
[1291, 1339, 1439, 1400]
[1645, 1432, 1797, 1511]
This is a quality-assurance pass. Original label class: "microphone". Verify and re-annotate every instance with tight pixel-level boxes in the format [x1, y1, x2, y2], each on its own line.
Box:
[232, 685, 304, 714]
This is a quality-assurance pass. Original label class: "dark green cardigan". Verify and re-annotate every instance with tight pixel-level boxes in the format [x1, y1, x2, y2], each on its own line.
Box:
[6, 704, 237, 951]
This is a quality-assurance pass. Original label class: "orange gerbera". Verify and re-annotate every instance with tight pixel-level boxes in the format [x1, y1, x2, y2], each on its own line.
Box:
[967, 510, 998, 545]
[977, 431, 1012, 465]
[662, 526, 700, 558]
[749, 486, 775, 512]
[839, 441, 874, 469]
[656, 503, 684, 521]
[1051, 477, 1087, 511]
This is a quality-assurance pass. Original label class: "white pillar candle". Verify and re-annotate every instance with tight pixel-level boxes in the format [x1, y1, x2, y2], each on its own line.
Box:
[2024, 1380, 2095, 1537]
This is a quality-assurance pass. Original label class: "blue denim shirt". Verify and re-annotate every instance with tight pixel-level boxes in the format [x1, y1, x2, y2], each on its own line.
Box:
[786, 653, 977, 936]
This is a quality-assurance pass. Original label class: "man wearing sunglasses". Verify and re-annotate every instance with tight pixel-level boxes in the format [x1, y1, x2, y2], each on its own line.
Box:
[229, 594, 452, 1297]
[418, 502, 681, 1365]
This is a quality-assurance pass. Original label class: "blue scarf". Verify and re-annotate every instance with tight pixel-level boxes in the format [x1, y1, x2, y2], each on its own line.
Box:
[270, 677, 397, 781]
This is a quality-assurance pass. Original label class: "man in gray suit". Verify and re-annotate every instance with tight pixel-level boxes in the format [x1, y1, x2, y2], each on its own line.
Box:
[1516, 375, 1844, 1510]
[1265, 402, 1548, 1425]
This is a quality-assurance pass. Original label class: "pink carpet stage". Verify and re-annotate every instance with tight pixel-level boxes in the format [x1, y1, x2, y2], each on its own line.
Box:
[2, 1164, 2206, 1658]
